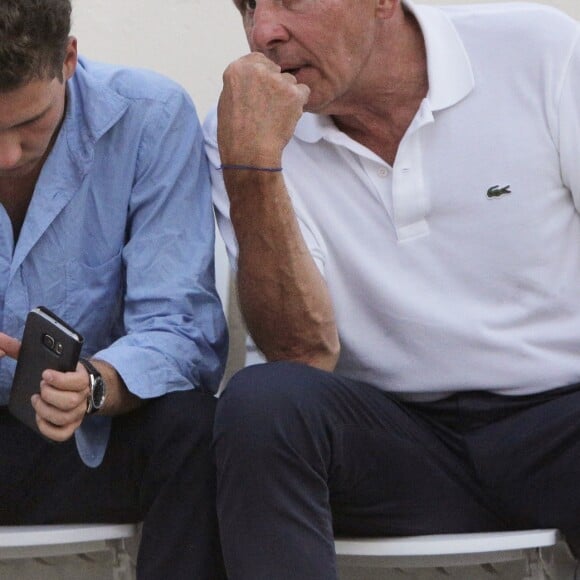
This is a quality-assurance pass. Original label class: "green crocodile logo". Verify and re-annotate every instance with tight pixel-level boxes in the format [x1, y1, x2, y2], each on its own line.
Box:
[487, 185, 511, 198]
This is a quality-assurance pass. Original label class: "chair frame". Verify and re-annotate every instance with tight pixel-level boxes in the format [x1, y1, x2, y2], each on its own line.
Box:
[0, 523, 137, 579]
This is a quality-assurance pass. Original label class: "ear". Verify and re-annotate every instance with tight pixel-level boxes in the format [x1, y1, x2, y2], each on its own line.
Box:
[376, 0, 398, 19]
[62, 37, 78, 82]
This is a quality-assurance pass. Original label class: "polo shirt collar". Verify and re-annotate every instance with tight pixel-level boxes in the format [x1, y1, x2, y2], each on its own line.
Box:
[295, 0, 474, 143]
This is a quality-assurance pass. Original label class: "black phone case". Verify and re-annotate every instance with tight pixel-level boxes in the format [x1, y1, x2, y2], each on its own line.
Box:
[8, 307, 84, 435]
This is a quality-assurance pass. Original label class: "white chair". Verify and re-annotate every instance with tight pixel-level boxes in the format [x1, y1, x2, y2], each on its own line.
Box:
[336, 529, 579, 579]
[0, 523, 138, 580]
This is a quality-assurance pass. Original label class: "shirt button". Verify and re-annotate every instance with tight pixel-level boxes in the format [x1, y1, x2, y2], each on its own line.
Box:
[378, 167, 388, 177]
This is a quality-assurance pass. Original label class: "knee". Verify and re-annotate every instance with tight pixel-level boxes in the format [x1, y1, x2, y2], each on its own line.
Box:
[217, 362, 317, 422]
[214, 361, 332, 451]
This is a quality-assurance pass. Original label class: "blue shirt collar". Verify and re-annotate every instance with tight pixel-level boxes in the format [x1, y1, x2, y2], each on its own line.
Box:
[12, 58, 131, 274]
[62, 57, 131, 178]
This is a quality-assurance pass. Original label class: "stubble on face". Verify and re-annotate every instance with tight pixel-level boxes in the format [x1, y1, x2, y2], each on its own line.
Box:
[0, 77, 67, 180]
[245, 0, 385, 116]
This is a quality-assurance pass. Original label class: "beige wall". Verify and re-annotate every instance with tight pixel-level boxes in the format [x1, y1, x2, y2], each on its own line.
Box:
[71, 0, 246, 119]
[72, 0, 579, 120]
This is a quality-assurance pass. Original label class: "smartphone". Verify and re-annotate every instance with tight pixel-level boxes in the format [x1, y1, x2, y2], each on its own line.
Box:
[8, 306, 84, 435]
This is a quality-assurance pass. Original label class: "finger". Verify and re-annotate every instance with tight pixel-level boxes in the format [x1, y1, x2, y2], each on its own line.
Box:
[39, 381, 88, 412]
[247, 51, 281, 72]
[296, 83, 311, 105]
[42, 364, 89, 393]
[277, 73, 310, 101]
[32, 393, 85, 431]
[280, 71, 298, 84]
[36, 414, 80, 443]
[0, 333, 21, 359]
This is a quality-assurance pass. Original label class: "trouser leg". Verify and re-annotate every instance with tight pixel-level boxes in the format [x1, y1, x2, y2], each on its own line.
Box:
[459, 384, 580, 557]
[128, 390, 225, 580]
[214, 362, 507, 580]
[0, 389, 225, 580]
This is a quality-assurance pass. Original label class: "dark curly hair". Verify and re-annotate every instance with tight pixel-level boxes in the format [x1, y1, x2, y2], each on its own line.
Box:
[0, 0, 72, 90]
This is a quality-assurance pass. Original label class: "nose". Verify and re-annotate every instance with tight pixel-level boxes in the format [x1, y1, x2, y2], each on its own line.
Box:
[248, 2, 290, 52]
[0, 132, 23, 170]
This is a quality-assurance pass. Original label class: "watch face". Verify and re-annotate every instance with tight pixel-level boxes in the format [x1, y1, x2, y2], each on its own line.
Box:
[92, 377, 106, 408]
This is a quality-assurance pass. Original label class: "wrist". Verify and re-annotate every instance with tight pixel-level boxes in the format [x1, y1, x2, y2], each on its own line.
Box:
[220, 164, 282, 172]
[79, 358, 107, 415]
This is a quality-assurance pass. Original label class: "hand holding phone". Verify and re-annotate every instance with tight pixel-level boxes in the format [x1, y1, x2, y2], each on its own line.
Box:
[8, 307, 84, 435]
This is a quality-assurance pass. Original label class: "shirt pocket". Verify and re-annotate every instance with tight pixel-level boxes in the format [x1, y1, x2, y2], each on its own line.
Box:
[66, 250, 124, 353]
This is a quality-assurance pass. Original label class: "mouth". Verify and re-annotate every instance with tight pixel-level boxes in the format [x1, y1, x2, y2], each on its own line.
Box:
[280, 63, 308, 78]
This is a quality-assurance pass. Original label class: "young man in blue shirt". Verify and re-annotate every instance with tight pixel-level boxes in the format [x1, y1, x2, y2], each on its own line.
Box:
[0, 1, 228, 578]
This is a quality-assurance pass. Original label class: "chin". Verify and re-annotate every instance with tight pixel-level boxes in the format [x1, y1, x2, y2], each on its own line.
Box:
[0, 160, 38, 179]
[303, 96, 336, 116]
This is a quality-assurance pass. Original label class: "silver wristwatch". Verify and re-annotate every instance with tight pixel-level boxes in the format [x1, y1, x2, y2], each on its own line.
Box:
[79, 358, 107, 415]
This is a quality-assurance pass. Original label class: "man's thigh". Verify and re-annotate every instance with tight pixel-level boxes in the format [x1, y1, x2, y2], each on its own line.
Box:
[463, 384, 580, 542]
[219, 362, 508, 537]
[0, 389, 216, 525]
[323, 379, 508, 536]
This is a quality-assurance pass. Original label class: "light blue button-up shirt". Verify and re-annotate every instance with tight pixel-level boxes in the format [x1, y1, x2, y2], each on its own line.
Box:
[0, 58, 228, 466]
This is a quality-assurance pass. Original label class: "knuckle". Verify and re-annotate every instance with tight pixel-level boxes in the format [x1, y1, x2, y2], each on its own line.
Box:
[67, 393, 83, 411]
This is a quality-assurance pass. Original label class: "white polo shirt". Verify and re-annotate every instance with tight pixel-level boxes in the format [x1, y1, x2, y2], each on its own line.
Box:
[205, 1, 580, 399]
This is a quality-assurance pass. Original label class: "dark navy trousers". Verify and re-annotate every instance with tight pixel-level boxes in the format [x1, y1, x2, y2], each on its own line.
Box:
[214, 362, 580, 580]
[0, 389, 226, 580]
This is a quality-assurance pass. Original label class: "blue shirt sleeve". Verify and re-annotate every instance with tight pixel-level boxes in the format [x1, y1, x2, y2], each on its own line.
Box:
[75, 86, 228, 466]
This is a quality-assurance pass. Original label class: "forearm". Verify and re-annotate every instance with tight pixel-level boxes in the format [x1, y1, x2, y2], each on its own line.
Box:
[226, 170, 340, 371]
[216, 52, 339, 369]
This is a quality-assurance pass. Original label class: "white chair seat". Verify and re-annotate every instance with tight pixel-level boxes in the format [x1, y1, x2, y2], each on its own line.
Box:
[0, 523, 137, 558]
[336, 529, 559, 559]
[0, 523, 138, 579]
[336, 529, 578, 579]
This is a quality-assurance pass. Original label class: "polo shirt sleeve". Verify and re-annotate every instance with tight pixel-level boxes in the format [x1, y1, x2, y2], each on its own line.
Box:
[557, 26, 580, 209]
[203, 107, 240, 270]
[203, 107, 327, 278]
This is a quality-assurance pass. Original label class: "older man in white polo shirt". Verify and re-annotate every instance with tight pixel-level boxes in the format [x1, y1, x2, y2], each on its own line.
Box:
[205, 0, 580, 578]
